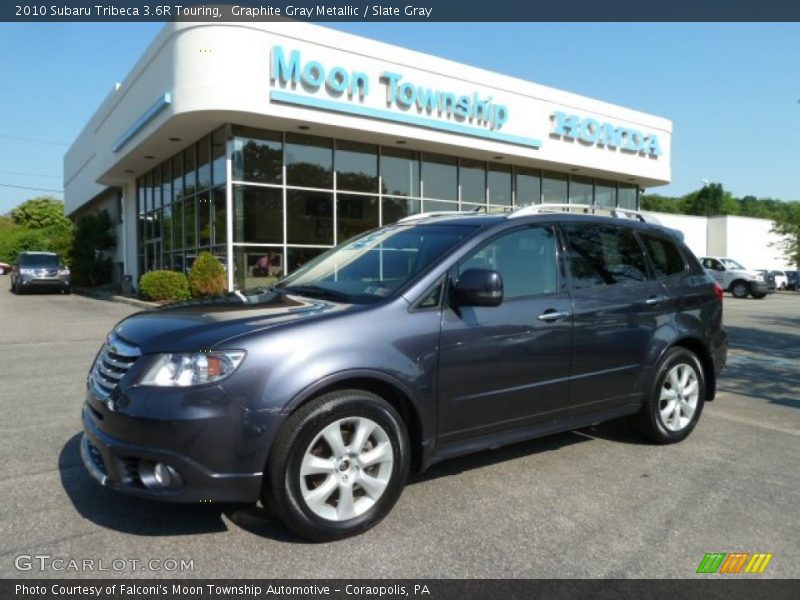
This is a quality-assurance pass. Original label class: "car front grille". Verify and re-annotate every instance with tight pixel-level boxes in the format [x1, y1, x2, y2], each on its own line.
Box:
[89, 333, 141, 400]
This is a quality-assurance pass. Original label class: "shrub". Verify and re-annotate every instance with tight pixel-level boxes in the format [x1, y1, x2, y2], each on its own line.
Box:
[139, 270, 191, 302]
[188, 251, 227, 297]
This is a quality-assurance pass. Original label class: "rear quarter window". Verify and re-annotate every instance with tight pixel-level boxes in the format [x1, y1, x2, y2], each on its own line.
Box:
[640, 233, 687, 278]
[562, 223, 648, 289]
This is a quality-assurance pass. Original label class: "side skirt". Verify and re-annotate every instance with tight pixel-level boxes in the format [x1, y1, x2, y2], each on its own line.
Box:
[423, 404, 641, 471]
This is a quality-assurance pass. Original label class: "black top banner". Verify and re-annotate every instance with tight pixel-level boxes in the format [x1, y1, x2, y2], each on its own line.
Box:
[3, 0, 800, 22]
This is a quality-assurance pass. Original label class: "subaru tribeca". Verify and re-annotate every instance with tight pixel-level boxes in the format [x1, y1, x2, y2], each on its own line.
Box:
[81, 206, 727, 541]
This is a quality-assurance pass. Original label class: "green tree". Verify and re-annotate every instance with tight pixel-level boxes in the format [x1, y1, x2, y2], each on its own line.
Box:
[0, 229, 49, 263]
[684, 183, 739, 217]
[771, 202, 800, 268]
[640, 194, 686, 214]
[10, 196, 72, 230]
[69, 210, 115, 286]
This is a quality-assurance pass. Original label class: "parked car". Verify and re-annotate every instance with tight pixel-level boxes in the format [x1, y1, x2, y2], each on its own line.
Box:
[754, 270, 777, 294]
[699, 256, 768, 299]
[80, 206, 727, 541]
[786, 271, 800, 291]
[0, 261, 11, 275]
[768, 270, 788, 290]
[10, 251, 70, 294]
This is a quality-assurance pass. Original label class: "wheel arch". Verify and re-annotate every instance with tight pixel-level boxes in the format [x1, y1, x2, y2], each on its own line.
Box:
[668, 336, 716, 402]
[282, 370, 430, 471]
[728, 278, 749, 292]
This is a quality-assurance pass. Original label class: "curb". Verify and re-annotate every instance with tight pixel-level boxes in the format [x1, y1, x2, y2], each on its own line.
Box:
[73, 288, 158, 310]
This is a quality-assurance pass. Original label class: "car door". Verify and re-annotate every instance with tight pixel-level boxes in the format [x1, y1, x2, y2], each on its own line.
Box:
[561, 222, 672, 416]
[437, 224, 573, 443]
[701, 258, 727, 287]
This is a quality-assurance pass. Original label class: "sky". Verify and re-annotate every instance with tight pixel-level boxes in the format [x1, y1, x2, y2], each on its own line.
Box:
[0, 22, 798, 215]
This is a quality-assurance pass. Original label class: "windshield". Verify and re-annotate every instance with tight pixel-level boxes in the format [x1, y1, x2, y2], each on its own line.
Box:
[720, 258, 745, 270]
[275, 223, 477, 303]
[20, 254, 60, 267]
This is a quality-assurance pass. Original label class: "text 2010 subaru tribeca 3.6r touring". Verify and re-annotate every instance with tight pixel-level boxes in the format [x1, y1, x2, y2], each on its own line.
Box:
[81, 207, 727, 541]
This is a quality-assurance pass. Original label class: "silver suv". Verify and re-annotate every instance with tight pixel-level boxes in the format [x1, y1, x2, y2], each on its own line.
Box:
[10, 251, 71, 294]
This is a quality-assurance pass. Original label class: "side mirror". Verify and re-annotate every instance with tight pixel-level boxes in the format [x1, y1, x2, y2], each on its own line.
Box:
[451, 268, 503, 307]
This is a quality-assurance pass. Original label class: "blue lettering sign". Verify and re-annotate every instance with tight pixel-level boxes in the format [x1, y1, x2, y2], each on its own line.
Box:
[270, 45, 511, 133]
[550, 111, 662, 158]
[271, 46, 368, 99]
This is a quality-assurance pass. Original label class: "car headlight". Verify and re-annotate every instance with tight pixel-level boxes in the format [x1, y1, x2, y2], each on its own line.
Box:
[20, 268, 34, 275]
[59, 267, 70, 276]
[139, 351, 246, 387]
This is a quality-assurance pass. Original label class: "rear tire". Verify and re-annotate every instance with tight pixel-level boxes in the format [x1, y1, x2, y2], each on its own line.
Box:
[263, 389, 410, 542]
[730, 280, 749, 299]
[635, 347, 706, 444]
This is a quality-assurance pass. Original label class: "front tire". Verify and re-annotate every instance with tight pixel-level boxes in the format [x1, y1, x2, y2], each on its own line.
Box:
[730, 280, 749, 299]
[263, 389, 410, 542]
[635, 347, 705, 444]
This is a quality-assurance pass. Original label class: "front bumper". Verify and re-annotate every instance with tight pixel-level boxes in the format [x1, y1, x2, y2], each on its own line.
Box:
[80, 393, 267, 503]
[18, 275, 70, 290]
[749, 281, 769, 295]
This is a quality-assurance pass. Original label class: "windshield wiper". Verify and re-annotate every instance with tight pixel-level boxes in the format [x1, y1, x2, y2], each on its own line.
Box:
[283, 285, 352, 302]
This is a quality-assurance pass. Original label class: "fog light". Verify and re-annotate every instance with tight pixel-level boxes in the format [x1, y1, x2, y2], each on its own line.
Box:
[154, 463, 172, 487]
[139, 461, 183, 490]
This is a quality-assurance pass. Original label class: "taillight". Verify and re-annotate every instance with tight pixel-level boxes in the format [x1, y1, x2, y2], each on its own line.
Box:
[713, 281, 724, 301]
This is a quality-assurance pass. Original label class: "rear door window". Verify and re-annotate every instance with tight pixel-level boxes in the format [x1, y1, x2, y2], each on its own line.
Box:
[640, 233, 687, 278]
[562, 223, 648, 289]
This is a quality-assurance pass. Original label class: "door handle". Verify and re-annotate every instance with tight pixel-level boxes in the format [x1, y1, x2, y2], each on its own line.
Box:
[537, 310, 571, 322]
[645, 295, 667, 306]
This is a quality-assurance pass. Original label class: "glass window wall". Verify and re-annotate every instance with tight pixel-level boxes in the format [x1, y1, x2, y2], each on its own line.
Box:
[336, 141, 378, 193]
[137, 124, 640, 292]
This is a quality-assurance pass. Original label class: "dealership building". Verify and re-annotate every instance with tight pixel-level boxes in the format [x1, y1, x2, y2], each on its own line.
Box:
[65, 22, 674, 290]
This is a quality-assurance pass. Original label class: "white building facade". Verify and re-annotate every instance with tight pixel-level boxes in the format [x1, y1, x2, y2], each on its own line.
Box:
[65, 22, 673, 290]
[645, 212, 794, 270]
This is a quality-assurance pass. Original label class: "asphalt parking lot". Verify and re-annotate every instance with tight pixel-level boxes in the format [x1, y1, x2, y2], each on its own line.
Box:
[0, 284, 798, 579]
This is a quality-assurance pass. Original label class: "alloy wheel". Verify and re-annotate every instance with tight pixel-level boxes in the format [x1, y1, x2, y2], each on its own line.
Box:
[659, 363, 700, 432]
[299, 417, 394, 522]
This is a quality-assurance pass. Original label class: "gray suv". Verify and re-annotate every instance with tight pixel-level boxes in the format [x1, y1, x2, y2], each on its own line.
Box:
[10, 251, 71, 294]
[81, 206, 727, 541]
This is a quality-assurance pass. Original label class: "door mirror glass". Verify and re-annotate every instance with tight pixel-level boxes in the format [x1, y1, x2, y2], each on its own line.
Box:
[452, 268, 503, 307]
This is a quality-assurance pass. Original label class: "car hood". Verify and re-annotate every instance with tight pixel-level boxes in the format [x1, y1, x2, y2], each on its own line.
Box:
[735, 269, 763, 279]
[112, 291, 356, 354]
[705, 267, 761, 279]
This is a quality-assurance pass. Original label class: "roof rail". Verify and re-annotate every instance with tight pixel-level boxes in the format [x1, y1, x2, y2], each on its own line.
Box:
[508, 203, 655, 223]
[398, 209, 484, 223]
